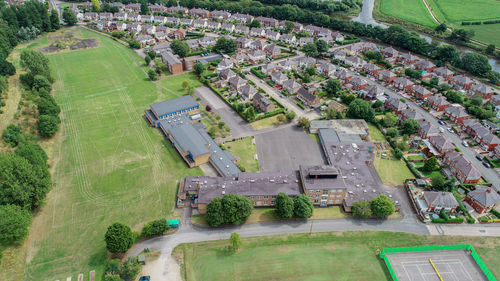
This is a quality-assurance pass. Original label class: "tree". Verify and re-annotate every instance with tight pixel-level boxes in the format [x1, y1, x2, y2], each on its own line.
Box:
[448, 29, 474, 43]
[435, 23, 447, 33]
[386, 128, 398, 138]
[49, 10, 59, 31]
[404, 68, 422, 79]
[182, 81, 190, 90]
[141, 219, 169, 237]
[91, 0, 100, 11]
[275, 192, 294, 219]
[341, 93, 356, 105]
[325, 79, 342, 96]
[315, 39, 328, 53]
[430, 76, 439, 86]
[293, 194, 314, 218]
[140, 0, 148, 14]
[20, 49, 52, 82]
[0, 153, 51, 210]
[0, 204, 31, 244]
[38, 114, 60, 137]
[206, 197, 224, 227]
[363, 50, 383, 62]
[62, 8, 77, 26]
[305, 67, 315, 76]
[213, 37, 237, 54]
[170, 40, 190, 58]
[402, 119, 419, 135]
[285, 111, 296, 120]
[193, 62, 205, 76]
[436, 45, 459, 64]
[229, 232, 242, 253]
[471, 95, 483, 106]
[301, 42, 318, 57]
[33, 75, 52, 91]
[423, 157, 438, 172]
[104, 223, 134, 253]
[243, 106, 256, 122]
[373, 100, 384, 109]
[119, 257, 141, 280]
[128, 40, 140, 49]
[145, 55, 151, 66]
[2, 124, 25, 147]
[302, 73, 312, 83]
[325, 108, 338, 120]
[283, 21, 295, 33]
[346, 99, 375, 122]
[0, 59, 16, 76]
[485, 44, 495, 54]
[297, 117, 310, 128]
[352, 200, 372, 218]
[460, 52, 491, 76]
[431, 174, 446, 191]
[147, 69, 157, 81]
[106, 259, 120, 274]
[249, 19, 260, 28]
[370, 195, 395, 217]
[382, 112, 398, 127]
[444, 91, 463, 104]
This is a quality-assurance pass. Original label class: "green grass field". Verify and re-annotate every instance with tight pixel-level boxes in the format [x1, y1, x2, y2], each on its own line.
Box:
[173, 231, 500, 281]
[379, 0, 438, 27]
[225, 137, 259, 172]
[460, 24, 500, 46]
[17, 28, 203, 281]
[427, 0, 500, 23]
[250, 114, 286, 130]
[368, 123, 386, 142]
[158, 72, 202, 95]
[374, 154, 414, 186]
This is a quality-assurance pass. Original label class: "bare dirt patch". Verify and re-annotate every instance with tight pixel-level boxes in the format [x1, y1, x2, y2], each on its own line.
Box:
[39, 32, 98, 54]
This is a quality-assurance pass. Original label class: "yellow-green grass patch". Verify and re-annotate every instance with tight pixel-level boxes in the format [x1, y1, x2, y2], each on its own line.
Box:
[225, 137, 259, 172]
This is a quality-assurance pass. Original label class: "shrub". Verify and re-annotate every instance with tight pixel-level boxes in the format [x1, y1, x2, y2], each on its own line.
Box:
[37, 114, 60, 137]
[141, 219, 169, 237]
[491, 208, 500, 219]
[0, 204, 32, 244]
[237, 163, 246, 172]
[2, 124, 24, 147]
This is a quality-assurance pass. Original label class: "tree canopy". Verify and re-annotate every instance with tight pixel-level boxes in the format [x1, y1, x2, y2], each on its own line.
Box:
[0, 204, 32, 244]
[104, 222, 134, 253]
[301, 42, 318, 57]
[213, 37, 237, 54]
[275, 192, 294, 219]
[293, 194, 314, 218]
[170, 40, 190, 58]
[370, 195, 395, 217]
[346, 99, 375, 122]
[206, 194, 253, 227]
[62, 8, 77, 26]
[352, 200, 372, 218]
[401, 119, 419, 135]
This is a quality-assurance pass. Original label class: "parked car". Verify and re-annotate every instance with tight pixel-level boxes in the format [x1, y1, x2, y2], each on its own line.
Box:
[438, 120, 445, 125]
[139, 276, 151, 281]
[439, 127, 444, 133]
[447, 127, 454, 133]
[483, 161, 492, 168]
[461, 140, 469, 147]
[476, 154, 484, 161]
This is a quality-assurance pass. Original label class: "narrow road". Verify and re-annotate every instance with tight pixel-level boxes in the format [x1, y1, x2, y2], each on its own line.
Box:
[421, 0, 441, 25]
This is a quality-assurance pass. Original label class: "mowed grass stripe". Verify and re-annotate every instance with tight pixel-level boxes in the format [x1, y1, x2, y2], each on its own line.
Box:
[380, 0, 438, 27]
[24, 27, 203, 281]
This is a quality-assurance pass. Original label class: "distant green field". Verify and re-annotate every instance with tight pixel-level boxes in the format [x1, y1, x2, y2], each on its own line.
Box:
[460, 24, 500, 46]
[173, 231, 500, 281]
[18, 28, 203, 281]
[379, 0, 438, 27]
[427, 0, 500, 23]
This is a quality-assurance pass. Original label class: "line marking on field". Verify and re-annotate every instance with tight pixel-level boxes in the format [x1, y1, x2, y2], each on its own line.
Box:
[84, 87, 127, 98]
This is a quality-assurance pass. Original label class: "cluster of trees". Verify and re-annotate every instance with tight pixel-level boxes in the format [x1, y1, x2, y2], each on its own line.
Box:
[213, 37, 237, 54]
[0, 142, 52, 245]
[206, 194, 254, 227]
[346, 99, 375, 123]
[352, 195, 395, 218]
[62, 8, 78, 26]
[301, 39, 328, 57]
[19, 49, 61, 137]
[104, 257, 141, 281]
[233, 102, 257, 122]
[275, 193, 314, 219]
[170, 39, 190, 58]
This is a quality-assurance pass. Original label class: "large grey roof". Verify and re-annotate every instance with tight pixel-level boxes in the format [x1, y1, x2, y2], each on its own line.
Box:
[160, 118, 210, 158]
[423, 191, 458, 208]
[150, 96, 198, 117]
[468, 186, 500, 207]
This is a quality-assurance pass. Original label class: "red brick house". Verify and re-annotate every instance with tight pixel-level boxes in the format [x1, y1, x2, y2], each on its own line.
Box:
[429, 135, 455, 155]
[413, 60, 436, 72]
[426, 94, 450, 111]
[411, 85, 432, 100]
[335, 69, 353, 85]
[443, 152, 481, 184]
[398, 108, 424, 122]
[378, 70, 396, 83]
[470, 83, 495, 100]
[444, 105, 469, 125]
[393, 77, 414, 91]
[422, 191, 459, 213]
[350, 76, 369, 90]
[464, 186, 500, 214]
[362, 63, 381, 76]
[385, 97, 408, 114]
[433, 67, 454, 80]
[418, 121, 439, 139]
[450, 75, 474, 89]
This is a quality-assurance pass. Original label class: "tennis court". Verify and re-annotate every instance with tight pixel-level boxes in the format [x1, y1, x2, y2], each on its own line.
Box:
[385, 250, 489, 281]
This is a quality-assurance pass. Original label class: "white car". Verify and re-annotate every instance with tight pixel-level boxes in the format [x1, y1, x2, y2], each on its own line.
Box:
[439, 127, 444, 133]
[447, 127, 454, 133]
[462, 140, 469, 147]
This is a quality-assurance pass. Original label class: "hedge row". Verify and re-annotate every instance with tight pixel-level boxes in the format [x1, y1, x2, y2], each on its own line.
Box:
[491, 208, 500, 219]
[462, 20, 500, 25]
[255, 108, 285, 121]
[250, 67, 268, 79]
[431, 217, 464, 223]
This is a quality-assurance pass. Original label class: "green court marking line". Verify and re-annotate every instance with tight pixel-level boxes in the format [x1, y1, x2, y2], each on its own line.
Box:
[84, 87, 127, 98]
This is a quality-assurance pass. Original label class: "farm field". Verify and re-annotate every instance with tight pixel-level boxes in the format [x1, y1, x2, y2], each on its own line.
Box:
[15, 27, 203, 281]
[426, 0, 500, 23]
[379, 0, 438, 27]
[460, 24, 500, 47]
[173, 231, 500, 281]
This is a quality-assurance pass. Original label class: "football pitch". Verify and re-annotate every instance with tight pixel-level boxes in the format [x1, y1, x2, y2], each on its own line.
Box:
[19, 28, 203, 281]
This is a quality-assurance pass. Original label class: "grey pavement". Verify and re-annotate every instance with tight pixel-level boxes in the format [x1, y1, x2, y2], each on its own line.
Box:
[195, 86, 253, 138]
[255, 125, 326, 172]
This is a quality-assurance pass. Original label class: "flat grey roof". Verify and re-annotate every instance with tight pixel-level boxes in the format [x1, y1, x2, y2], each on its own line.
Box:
[160, 118, 210, 158]
[150, 95, 198, 117]
[310, 119, 369, 136]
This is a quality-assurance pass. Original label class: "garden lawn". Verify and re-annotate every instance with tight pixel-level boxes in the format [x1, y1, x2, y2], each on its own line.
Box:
[158, 72, 203, 95]
[250, 114, 286, 130]
[173, 231, 500, 281]
[374, 156, 414, 185]
[225, 137, 259, 172]
[19, 27, 203, 281]
[368, 123, 386, 142]
[379, 0, 438, 27]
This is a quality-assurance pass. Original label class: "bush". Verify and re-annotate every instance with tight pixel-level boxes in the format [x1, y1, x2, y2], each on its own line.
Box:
[2, 124, 25, 147]
[237, 163, 246, 172]
[119, 257, 141, 280]
[491, 208, 500, 219]
[147, 68, 158, 81]
[37, 114, 60, 137]
[141, 219, 169, 237]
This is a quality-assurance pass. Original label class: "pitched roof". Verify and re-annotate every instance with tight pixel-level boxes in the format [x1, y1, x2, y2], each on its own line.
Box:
[429, 135, 455, 152]
[468, 186, 500, 207]
[423, 191, 458, 208]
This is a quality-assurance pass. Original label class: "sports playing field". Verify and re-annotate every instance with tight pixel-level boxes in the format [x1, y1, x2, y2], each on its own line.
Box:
[17, 28, 203, 281]
[173, 231, 500, 281]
